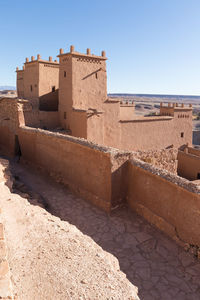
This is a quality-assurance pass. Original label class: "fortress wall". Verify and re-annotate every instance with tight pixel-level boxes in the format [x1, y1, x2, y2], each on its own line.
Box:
[120, 118, 174, 150]
[177, 150, 200, 180]
[133, 148, 178, 174]
[10, 124, 200, 248]
[18, 126, 131, 212]
[127, 158, 200, 247]
[120, 116, 192, 151]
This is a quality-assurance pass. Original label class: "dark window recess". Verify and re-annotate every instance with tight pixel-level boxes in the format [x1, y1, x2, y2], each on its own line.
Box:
[95, 73, 98, 79]
[64, 71, 66, 77]
[30, 85, 33, 92]
[181, 132, 184, 138]
[52, 86, 56, 92]
[64, 112, 66, 119]
[197, 173, 200, 179]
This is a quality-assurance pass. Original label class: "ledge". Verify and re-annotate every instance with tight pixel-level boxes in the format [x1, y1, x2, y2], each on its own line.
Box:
[120, 116, 173, 122]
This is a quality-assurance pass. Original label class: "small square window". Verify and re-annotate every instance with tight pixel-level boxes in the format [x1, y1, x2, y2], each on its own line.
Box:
[181, 132, 184, 138]
[52, 86, 55, 92]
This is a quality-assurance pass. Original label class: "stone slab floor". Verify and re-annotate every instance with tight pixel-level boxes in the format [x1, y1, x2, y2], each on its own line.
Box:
[6, 161, 200, 299]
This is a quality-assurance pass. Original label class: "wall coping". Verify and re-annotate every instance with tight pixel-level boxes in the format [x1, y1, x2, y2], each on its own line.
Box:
[178, 149, 200, 160]
[120, 116, 173, 123]
[130, 157, 200, 195]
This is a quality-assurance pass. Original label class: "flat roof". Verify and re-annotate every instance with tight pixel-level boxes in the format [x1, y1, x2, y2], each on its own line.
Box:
[57, 51, 107, 60]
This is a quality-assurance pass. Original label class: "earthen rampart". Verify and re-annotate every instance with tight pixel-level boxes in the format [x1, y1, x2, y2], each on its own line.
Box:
[16, 125, 200, 250]
[127, 158, 200, 247]
[18, 126, 132, 212]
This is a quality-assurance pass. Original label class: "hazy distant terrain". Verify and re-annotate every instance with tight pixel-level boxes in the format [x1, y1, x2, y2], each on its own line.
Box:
[0, 89, 17, 98]
[0, 86, 15, 91]
[109, 93, 200, 130]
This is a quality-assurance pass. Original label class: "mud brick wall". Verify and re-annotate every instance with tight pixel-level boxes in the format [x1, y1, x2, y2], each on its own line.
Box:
[18, 126, 132, 212]
[127, 158, 200, 248]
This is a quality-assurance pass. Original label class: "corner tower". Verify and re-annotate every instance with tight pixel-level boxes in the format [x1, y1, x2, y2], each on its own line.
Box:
[16, 55, 59, 111]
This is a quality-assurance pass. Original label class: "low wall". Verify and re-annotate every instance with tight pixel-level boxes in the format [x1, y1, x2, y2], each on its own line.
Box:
[177, 150, 200, 180]
[127, 159, 200, 247]
[187, 146, 200, 157]
[18, 126, 131, 212]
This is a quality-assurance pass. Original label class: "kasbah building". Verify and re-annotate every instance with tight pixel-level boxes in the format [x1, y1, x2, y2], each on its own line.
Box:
[1, 44, 200, 258]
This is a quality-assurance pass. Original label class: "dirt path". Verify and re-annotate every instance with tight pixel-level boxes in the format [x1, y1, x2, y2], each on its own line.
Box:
[9, 161, 200, 300]
[0, 159, 139, 300]
[1, 159, 200, 299]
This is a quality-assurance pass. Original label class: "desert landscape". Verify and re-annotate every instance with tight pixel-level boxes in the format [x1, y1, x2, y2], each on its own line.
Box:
[110, 94, 200, 130]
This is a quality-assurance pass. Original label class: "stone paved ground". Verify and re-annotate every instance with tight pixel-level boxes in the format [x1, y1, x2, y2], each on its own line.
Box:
[10, 161, 200, 300]
[0, 160, 139, 300]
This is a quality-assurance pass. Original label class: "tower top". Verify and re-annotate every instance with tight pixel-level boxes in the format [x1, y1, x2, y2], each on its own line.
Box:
[57, 45, 107, 60]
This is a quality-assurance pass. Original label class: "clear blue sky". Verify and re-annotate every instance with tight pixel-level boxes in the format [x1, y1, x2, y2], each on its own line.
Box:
[1, 0, 200, 95]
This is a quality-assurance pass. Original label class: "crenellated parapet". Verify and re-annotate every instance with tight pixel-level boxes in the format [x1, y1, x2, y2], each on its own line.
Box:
[58, 45, 107, 62]
[160, 102, 192, 117]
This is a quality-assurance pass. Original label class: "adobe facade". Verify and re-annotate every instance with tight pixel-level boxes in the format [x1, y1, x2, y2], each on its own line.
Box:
[0, 44, 200, 256]
[15, 45, 193, 152]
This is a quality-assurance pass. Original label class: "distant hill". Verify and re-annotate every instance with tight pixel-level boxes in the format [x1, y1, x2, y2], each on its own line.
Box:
[109, 93, 200, 100]
[0, 86, 16, 91]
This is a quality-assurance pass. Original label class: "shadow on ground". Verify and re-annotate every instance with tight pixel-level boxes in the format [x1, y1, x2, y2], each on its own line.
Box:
[8, 159, 200, 300]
